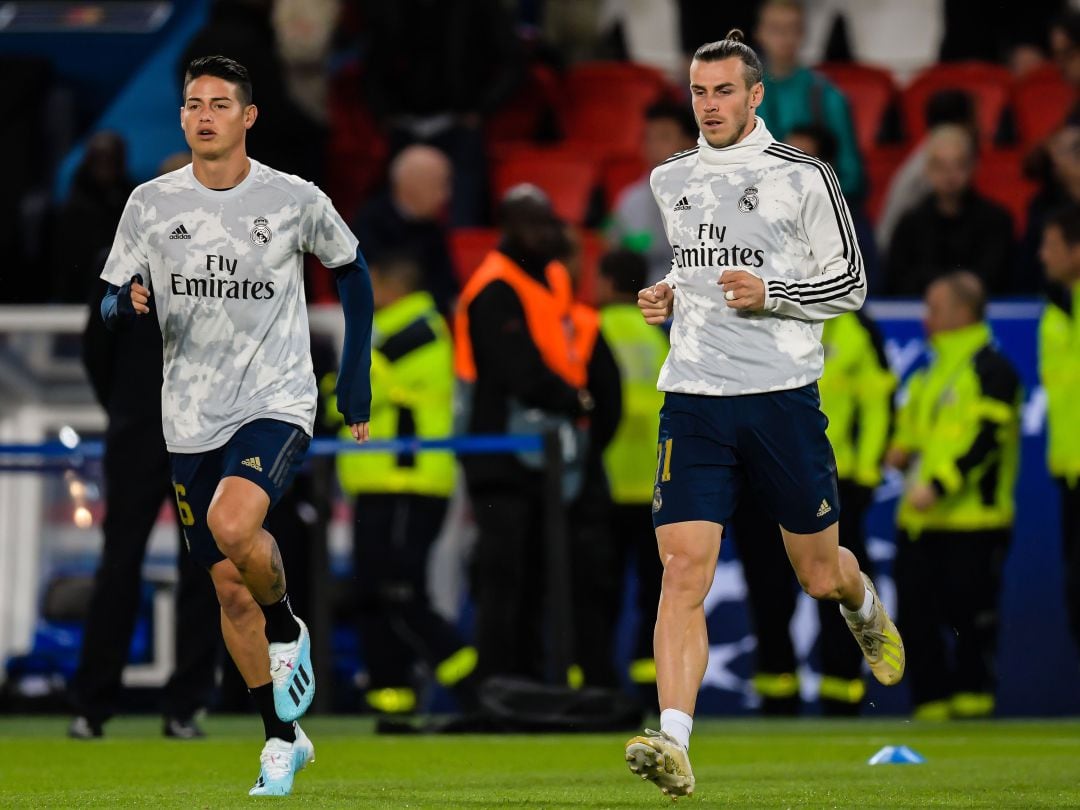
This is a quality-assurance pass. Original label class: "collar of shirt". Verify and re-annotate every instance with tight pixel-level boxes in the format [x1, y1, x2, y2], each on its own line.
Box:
[696, 117, 774, 168]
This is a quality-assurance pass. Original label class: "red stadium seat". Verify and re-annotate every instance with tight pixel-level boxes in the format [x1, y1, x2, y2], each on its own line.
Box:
[448, 228, 500, 286]
[902, 62, 1013, 147]
[817, 62, 899, 154]
[974, 148, 1037, 236]
[602, 153, 647, 210]
[559, 62, 675, 160]
[1013, 63, 1075, 149]
[492, 148, 599, 225]
[485, 63, 561, 149]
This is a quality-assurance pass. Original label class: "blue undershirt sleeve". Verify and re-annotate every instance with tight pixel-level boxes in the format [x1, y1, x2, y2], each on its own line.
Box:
[334, 250, 374, 424]
[100, 274, 141, 331]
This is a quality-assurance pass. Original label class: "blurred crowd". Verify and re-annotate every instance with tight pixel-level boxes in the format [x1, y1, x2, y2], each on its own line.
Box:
[5, 0, 1080, 307]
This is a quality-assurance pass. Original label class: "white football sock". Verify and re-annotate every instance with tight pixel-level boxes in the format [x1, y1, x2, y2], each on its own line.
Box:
[840, 584, 875, 623]
[660, 708, 693, 750]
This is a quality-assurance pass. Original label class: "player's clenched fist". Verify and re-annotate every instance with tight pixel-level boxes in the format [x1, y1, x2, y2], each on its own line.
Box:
[718, 269, 766, 311]
[638, 282, 674, 324]
[130, 279, 151, 315]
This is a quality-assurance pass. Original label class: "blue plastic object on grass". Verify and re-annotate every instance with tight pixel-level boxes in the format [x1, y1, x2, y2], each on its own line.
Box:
[868, 745, 926, 765]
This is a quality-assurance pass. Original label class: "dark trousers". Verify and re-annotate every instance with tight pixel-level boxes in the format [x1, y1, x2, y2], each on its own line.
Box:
[354, 493, 466, 689]
[568, 477, 621, 687]
[612, 502, 662, 666]
[1059, 479, 1080, 652]
[68, 423, 219, 724]
[895, 528, 1010, 709]
[468, 482, 547, 682]
[731, 479, 874, 715]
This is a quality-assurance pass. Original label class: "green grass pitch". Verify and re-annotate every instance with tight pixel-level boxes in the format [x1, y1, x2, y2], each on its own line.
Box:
[2, 716, 1079, 808]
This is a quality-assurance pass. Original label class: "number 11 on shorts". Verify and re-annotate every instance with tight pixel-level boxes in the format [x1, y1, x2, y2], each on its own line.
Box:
[656, 438, 673, 483]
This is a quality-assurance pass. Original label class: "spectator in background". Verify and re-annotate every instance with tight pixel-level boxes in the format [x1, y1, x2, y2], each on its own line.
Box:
[181, 0, 326, 183]
[785, 123, 880, 290]
[353, 146, 457, 313]
[1050, 11, 1080, 123]
[1021, 125, 1080, 292]
[609, 100, 698, 285]
[876, 90, 978, 254]
[595, 249, 666, 708]
[754, 0, 864, 198]
[50, 131, 132, 303]
[889, 272, 1021, 719]
[272, 0, 341, 126]
[361, 0, 523, 226]
[1037, 205, 1080, 662]
[884, 125, 1013, 296]
[323, 253, 477, 715]
[454, 185, 602, 682]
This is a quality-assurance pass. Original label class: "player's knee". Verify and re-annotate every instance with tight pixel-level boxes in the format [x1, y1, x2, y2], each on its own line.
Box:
[797, 567, 842, 601]
[661, 554, 712, 605]
[206, 505, 255, 558]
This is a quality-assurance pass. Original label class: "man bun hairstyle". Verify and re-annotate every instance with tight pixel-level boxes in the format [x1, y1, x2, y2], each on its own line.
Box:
[183, 55, 253, 106]
[692, 29, 764, 89]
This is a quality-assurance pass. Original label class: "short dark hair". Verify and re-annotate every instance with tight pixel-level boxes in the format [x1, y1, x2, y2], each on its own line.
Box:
[183, 55, 253, 106]
[692, 29, 764, 89]
[600, 249, 648, 296]
[1045, 204, 1080, 246]
[645, 98, 699, 142]
[940, 270, 987, 321]
[925, 89, 976, 128]
[369, 250, 423, 293]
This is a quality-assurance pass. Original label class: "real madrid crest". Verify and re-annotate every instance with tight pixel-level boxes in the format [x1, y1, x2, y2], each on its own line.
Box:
[738, 185, 759, 212]
[652, 485, 663, 514]
[250, 216, 273, 246]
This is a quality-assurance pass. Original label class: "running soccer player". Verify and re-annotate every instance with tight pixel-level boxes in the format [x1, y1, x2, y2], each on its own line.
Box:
[100, 55, 373, 797]
[624, 32, 905, 798]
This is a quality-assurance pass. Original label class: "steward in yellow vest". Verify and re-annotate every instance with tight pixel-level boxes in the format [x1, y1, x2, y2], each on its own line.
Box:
[888, 272, 1021, 720]
[595, 250, 667, 706]
[1037, 205, 1080, 656]
[734, 310, 895, 717]
[324, 254, 475, 714]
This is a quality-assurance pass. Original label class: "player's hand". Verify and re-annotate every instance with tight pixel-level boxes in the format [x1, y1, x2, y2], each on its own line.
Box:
[638, 282, 674, 324]
[349, 422, 370, 443]
[130, 279, 151, 315]
[719, 269, 765, 311]
[908, 482, 938, 512]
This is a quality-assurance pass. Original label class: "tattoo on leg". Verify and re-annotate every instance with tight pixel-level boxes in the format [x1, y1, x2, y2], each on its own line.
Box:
[268, 541, 286, 601]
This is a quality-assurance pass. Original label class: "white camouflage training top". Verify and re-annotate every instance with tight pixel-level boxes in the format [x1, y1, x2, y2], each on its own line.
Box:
[652, 117, 866, 396]
[101, 159, 359, 452]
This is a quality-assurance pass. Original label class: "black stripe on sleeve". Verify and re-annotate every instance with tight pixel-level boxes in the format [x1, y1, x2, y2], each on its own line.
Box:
[763, 144, 864, 305]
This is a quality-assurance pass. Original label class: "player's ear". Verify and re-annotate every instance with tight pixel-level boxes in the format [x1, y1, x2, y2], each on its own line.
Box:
[749, 81, 764, 111]
[244, 103, 258, 130]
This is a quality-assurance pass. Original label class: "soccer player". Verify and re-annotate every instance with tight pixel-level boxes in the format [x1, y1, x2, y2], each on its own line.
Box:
[624, 32, 904, 798]
[100, 55, 373, 796]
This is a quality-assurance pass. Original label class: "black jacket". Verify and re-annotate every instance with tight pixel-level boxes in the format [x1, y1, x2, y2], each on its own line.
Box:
[885, 189, 1014, 297]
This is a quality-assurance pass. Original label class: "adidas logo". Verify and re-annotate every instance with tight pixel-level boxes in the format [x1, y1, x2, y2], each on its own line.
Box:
[288, 663, 312, 706]
[169, 224, 191, 240]
[673, 196, 692, 212]
[817, 499, 832, 518]
[241, 456, 263, 472]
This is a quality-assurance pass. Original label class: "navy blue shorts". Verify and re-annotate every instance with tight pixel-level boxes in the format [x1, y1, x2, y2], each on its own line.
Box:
[170, 418, 311, 568]
[651, 384, 839, 535]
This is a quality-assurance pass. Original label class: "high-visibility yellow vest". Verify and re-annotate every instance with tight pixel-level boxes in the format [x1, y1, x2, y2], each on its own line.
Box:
[1039, 285, 1080, 484]
[892, 321, 1021, 535]
[599, 304, 668, 504]
[819, 312, 896, 488]
[324, 291, 456, 497]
